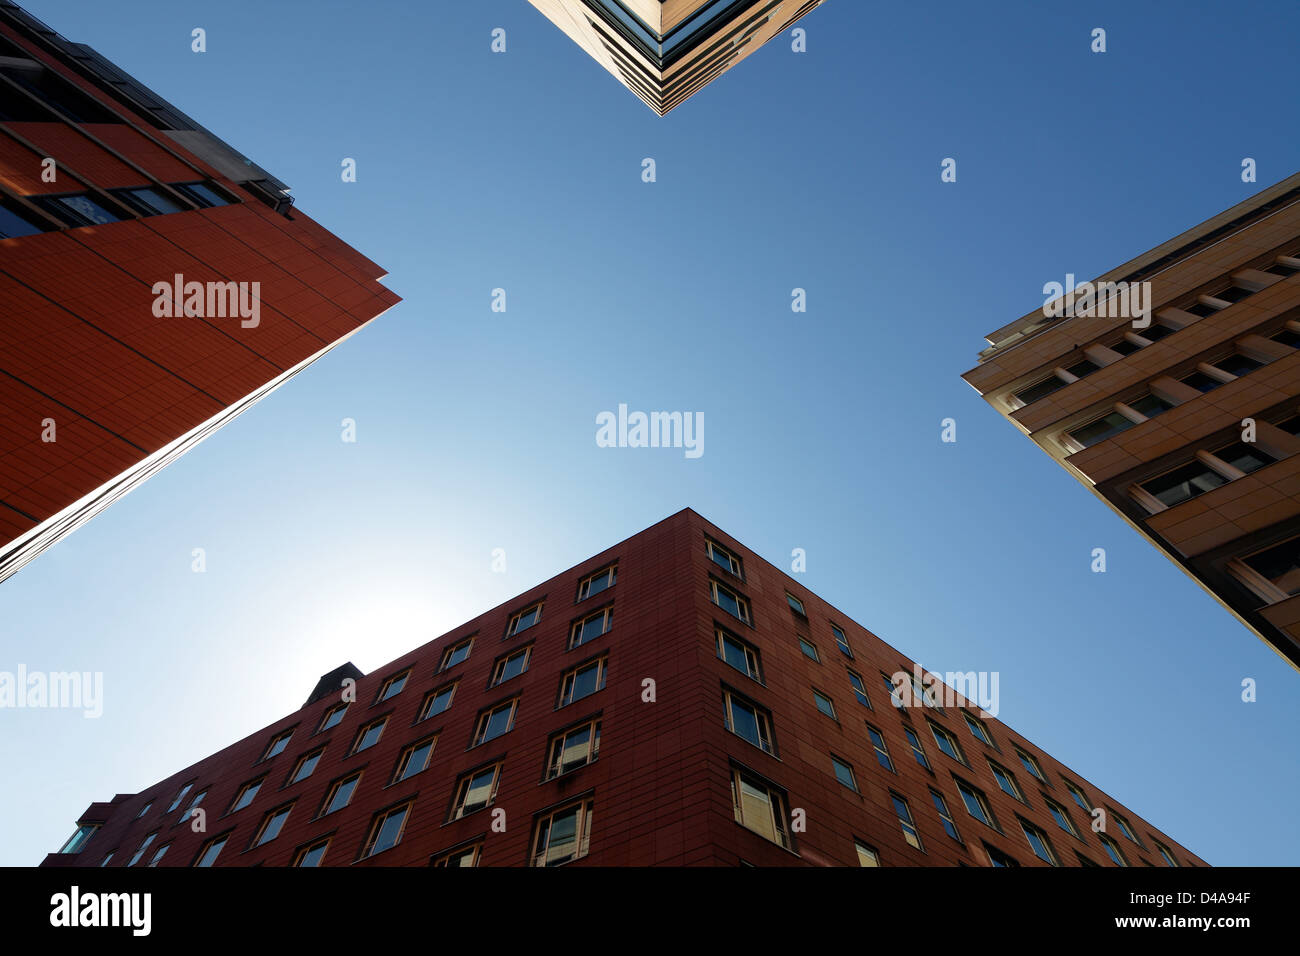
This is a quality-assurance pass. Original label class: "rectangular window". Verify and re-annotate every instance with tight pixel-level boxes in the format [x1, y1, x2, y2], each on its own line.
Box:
[507, 602, 543, 636]
[866, 724, 894, 771]
[724, 690, 775, 754]
[293, 839, 330, 867]
[812, 689, 837, 720]
[0, 199, 45, 238]
[174, 181, 232, 208]
[253, 804, 293, 847]
[35, 192, 121, 227]
[730, 769, 789, 848]
[797, 637, 821, 662]
[831, 755, 858, 791]
[289, 749, 324, 785]
[988, 761, 1025, 802]
[318, 702, 348, 732]
[854, 840, 881, 867]
[577, 565, 617, 600]
[1063, 780, 1092, 812]
[831, 624, 852, 658]
[716, 626, 762, 681]
[146, 844, 169, 867]
[377, 670, 409, 702]
[112, 185, 187, 216]
[321, 773, 361, 816]
[230, 779, 262, 814]
[1179, 370, 1223, 394]
[351, 717, 387, 755]
[559, 657, 607, 707]
[956, 780, 996, 829]
[570, 607, 613, 649]
[59, 824, 99, 855]
[394, 737, 437, 782]
[706, 539, 743, 577]
[135, 801, 152, 819]
[891, 793, 922, 851]
[846, 670, 870, 707]
[166, 783, 193, 813]
[490, 646, 532, 686]
[531, 799, 594, 867]
[1015, 748, 1045, 781]
[432, 843, 483, 867]
[963, 711, 993, 745]
[1141, 461, 1227, 508]
[439, 637, 474, 671]
[1044, 798, 1077, 837]
[362, 803, 412, 859]
[194, 834, 228, 868]
[1153, 840, 1180, 867]
[1212, 353, 1264, 377]
[420, 682, 457, 720]
[710, 579, 751, 624]
[451, 763, 502, 819]
[931, 790, 960, 841]
[128, 832, 157, 867]
[1112, 811, 1142, 846]
[785, 592, 807, 616]
[1212, 441, 1276, 475]
[1127, 393, 1174, 420]
[903, 726, 931, 770]
[930, 723, 965, 763]
[1068, 410, 1137, 449]
[547, 719, 601, 778]
[1020, 819, 1058, 865]
[984, 843, 1020, 867]
[1239, 537, 1300, 599]
[1014, 374, 1069, 406]
[1100, 834, 1128, 866]
[472, 699, 519, 745]
[262, 730, 293, 761]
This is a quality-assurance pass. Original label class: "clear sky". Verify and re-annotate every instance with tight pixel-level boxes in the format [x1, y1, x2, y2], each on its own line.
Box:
[2, 0, 1298, 866]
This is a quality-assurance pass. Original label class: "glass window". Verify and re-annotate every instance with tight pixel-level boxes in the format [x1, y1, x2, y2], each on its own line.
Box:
[254, 805, 292, 847]
[395, 738, 436, 782]
[577, 565, 617, 600]
[1064, 358, 1100, 379]
[432, 844, 482, 868]
[1153, 841, 1180, 867]
[1127, 393, 1174, 420]
[706, 540, 743, 576]
[832, 756, 858, 791]
[507, 603, 543, 636]
[1021, 820, 1058, 865]
[798, 637, 820, 662]
[1045, 799, 1077, 836]
[559, 659, 606, 707]
[903, 726, 930, 769]
[174, 181, 230, 207]
[957, 781, 994, 827]
[1069, 410, 1137, 448]
[194, 835, 227, 868]
[989, 762, 1024, 801]
[1179, 370, 1223, 393]
[452, 764, 501, 818]
[985, 843, 1020, 867]
[58, 824, 99, 854]
[963, 712, 993, 745]
[377, 671, 408, 702]
[146, 845, 168, 867]
[1242, 537, 1300, 597]
[724, 691, 774, 754]
[1064, 780, 1092, 811]
[127, 832, 156, 866]
[786, 593, 807, 616]
[323, 774, 360, 815]
[931, 790, 960, 841]
[1014, 374, 1068, 405]
[731, 770, 788, 848]
[440, 638, 473, 671]
[262, 731, 292, 761]
[1100, 835, 1128, 866]
[39, 192, 120, 226]
[1212, 353, 1263, 377]
[319, 703, 347, 732]
[491, 647, 531, 685]
[1015, 748, 1045, 781]
[1212, 441, 1276, 475]
[1141, 461, 1227, 507]
[831, 624, 852, 657]
[473, 700, 517, 744]
[352, 718, 387, 754]
[710, 580, 750, 623]
[531, 800, 593, 867]
[891, 794, 922, 850]
[547, 720, 600, 778]
[166, 783, 193, 812]
[854, 840, 881, 866]
[812, 689, 837, 720]
[1137, 323, 1173, 342]
[115, 186, 186, 216]
[231, 780, 262, 813]
[0, 200, 44, 238]
[362, 804, 411, 858]
[716, 627, 761, 681]
[570, 608, 613, 648]
[290, 750, 323, 784]
[866, 725, 894, 771]
[931, 724, 964, 763]
[420, 683, 457, 720]
[847, 670, 870, 707]
[294, 839, 329, 867]
[1113, 812, 1141, 845]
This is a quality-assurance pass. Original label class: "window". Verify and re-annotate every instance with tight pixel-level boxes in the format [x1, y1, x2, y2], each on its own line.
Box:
[127, 832, 157, 866]
[289, 749, 324, 785]
[706, 539, 743, 577]
[1108, 336, 1141, 356]
[135, 801, 152, 820]
[185, 790, 207, 814]
[1044, 798, 1078, 837]
[377, 670, 409, 702]
[891, 793, 922, 850]
[146, 844, 171, 866]
[724, 690, 775, 754]
[1075, 851, 1102, 867]
[984, 843, 1020, 867]
[1238, 537, 1300, 599]
[99, 852, 114, 867]
[420, 683, 457, 720]
[1063, 358, 1099, 379]
[846, 670, 870, 707]
[1014, 748, 1045, 782]
[866, 725, 894, 771]
[812, 689, 837, 719]
[58, 824, 99, 854]
[854, 840, 881, 867]
[1212, 441, 1276, 475]
[1013, 374, 1069, 406]
[531, 799, 594, 866]
[451, 763, 502, 819]
[1069, 410, 1137, 449]
[716, 627, 762, 681]
[293, 839, 330, 867]
[35, 192, 121, 227]
[709, 580, 751, 624]
[432, 843, 483, 867]
[930, 723, 964, 763]
[230, 779, 262, 813]
[194, 834, 228, 868]
[1141, 460, 1228, 508]
[1063, 779, 1092, 812]
[0, 199, 45, 238]
[490, 646, 532, 685]
[321, 773, 361, 816]
[1212, 353, 1264, 377]
[318, 702, 348, 732]
[1180, 370, 1223, 393]
[547, 719, 601, 778]
[394, 737, 437, 782]
[351, 717, 387, 755]
[831, 624, 852, 658]
[831, 755, 858, 791]
[362, 803, 412, 859]
[956, 780, 996, 829]
[577, 565, 617, 600]
[931, 790, 960, 841]
[173, 181, 231, 208]
[262, 730, 293, 761]
[1112, 811, 1142, 846]
[570, 607, 613, 648]
[988, 761, 1025, 802]
[166, 783, 193, 813]
[472, 699, 518, 745]
[112, 186, 186, 216]
[1099, 834, 1128, 866]
[253, 805, 293, 847]
[1153, 840, 1180, 867]
[507, 602, 543, 636]
[1020, 819, 1058, 865]
[730, 769, 789, 848]
[797, 637, 821, 662]
[559, 657, 607, 707]
[963, 712, 993, 745]
[439, 637, 474, 671]
[903, 726, 931, 770]
[785, 592, 807, 616]
[1132, 393, 1175, 419]
[1272, 326, 1300, 348]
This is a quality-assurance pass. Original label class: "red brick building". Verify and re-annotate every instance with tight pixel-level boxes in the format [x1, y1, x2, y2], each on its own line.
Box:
[42, 508, 1205, 868]
[0, 2, 399, 582]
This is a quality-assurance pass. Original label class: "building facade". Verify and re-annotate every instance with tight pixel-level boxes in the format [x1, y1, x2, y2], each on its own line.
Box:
[962, 174, 1300, 671]
[42, 508, 1204, 868]
[0, 2, 399, 582]
[528, 0, 828, 115]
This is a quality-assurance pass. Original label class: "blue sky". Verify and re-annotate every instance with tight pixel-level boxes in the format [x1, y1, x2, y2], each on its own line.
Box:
[2, 0, 1298, 866]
